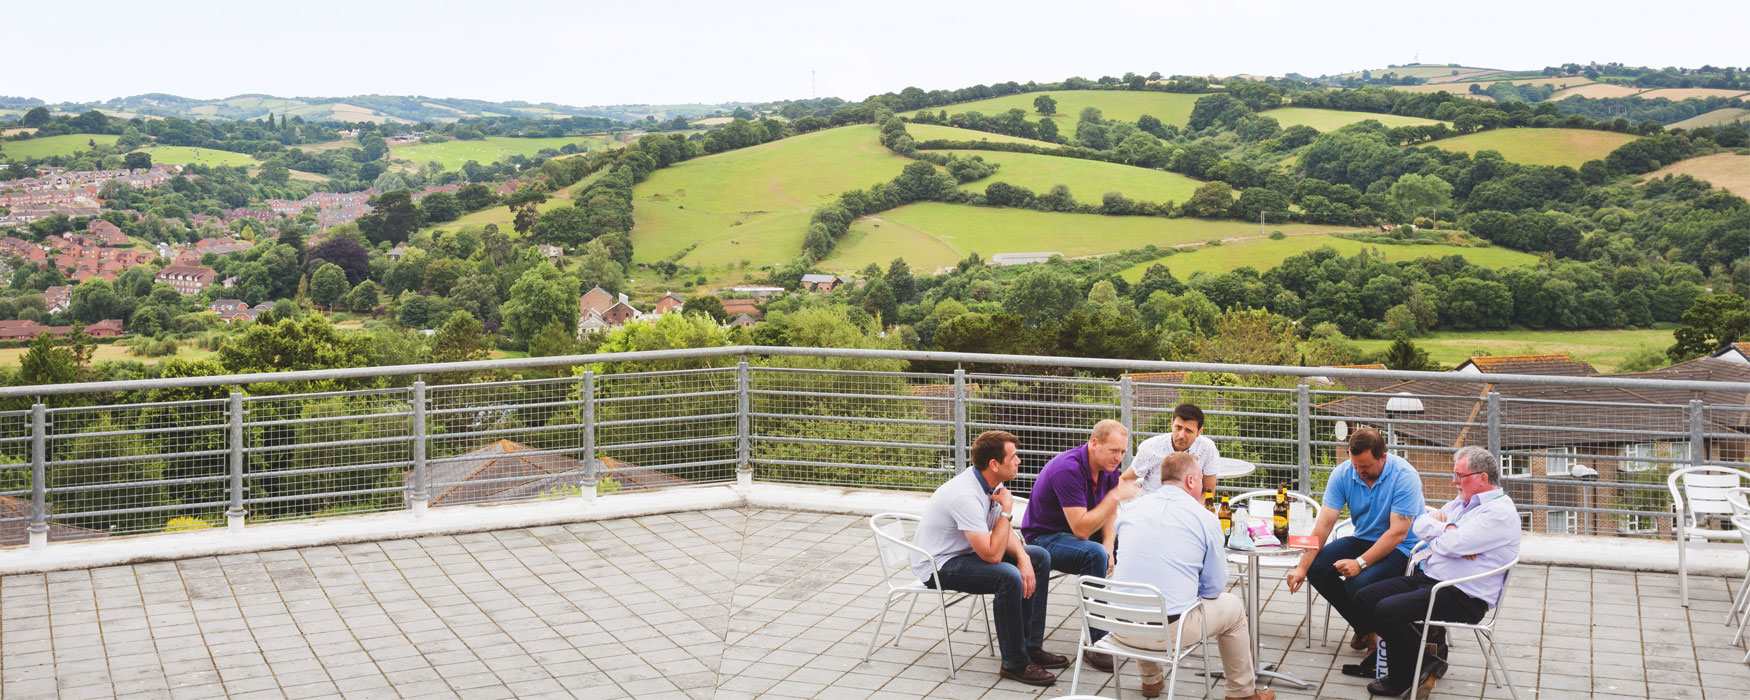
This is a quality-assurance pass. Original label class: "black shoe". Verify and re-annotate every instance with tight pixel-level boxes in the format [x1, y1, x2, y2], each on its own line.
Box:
[1028, 648, 1071, 669]
[1341, 649, 1377, 678]
[999, 663, 1058, 687]
[1083, 651, 1115, 672]
[1366, 678, 1411, 697]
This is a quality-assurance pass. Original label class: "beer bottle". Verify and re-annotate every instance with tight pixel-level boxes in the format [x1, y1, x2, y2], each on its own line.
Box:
[1273, 484, 1290, 543]
[1203, 489, 1216, 514]
[1218, 495, 1233, 535]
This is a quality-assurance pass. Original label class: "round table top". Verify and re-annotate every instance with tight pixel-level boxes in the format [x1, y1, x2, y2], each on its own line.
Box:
[1213, 457, 1257, 479]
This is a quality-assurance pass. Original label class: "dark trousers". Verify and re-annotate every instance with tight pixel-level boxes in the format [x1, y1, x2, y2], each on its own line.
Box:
[1354, 570, 1488, 687]
[1030, 531, 1110, 641]
[1307, 536, 1410, 637]
[932, 545, 1052, 673]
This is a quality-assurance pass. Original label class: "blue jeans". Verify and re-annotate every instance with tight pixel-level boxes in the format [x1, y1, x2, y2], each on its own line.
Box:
[1307, 536, 1410, 638]
[1030, 531, 1110, 641]
[931, 545, 1052, 673]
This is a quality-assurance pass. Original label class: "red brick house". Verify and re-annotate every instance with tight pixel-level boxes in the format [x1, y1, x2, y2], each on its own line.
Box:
[800, 273, 844, 293]
[84, 319, 123, 337]
[156, 264, 218, 295]
[652, 292, 685, 316]
[87, 220, 131, 247]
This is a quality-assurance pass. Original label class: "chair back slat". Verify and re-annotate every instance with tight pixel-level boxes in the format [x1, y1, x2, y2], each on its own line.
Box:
[1078, 577, 1173, 642]
[870, 514, 922, 574]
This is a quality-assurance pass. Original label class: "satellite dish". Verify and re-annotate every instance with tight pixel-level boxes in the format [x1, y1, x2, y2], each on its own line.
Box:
[1333, 420, 1349, 440]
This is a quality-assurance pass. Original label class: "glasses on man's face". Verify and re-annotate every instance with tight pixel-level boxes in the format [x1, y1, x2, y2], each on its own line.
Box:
[1451, 470, 1483, 482]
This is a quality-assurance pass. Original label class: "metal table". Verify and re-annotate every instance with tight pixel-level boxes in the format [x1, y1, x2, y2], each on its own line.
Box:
[1224, 542, 1313, 689]
[1213, 457, 1257, 479]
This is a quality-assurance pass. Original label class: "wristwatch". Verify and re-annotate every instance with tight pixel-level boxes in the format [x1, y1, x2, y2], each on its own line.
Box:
[1355, 556, 1369, 571]
[999, 511, 1013, 521]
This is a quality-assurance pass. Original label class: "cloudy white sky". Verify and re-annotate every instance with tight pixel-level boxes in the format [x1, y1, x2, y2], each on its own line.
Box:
[10, 0, 1748, 106]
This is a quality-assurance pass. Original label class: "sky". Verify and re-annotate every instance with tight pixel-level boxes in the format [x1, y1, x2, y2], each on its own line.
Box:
[9, 0, 1750, 107]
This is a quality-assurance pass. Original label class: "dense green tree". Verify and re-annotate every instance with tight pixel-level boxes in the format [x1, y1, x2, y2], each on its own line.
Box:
[1669, 293, 1750, 361]
[123, 152, 152, 170]
[420, 192, 462, 223]
[216, 315, 372, 373]
[430, 311, 489, 363]
[357, 191, 422, 244]
[1003, 267, 1080, 325]
[308, 262, 350, 310]
[1182, 181, 1236, 219]
[499, 262, 579, 348]
[1033, 95, 1057, 115]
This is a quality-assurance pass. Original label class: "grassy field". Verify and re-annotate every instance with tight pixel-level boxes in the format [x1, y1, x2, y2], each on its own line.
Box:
[1338, 65, 1502, 83]
[938, 149, 1207, 203]
[1670, 108, 1750, 129]
[1636, 88, 1750, 101]
[824, 203, 1359, 273]
[420, 171, 600, 237]
[1551, 83, 1644, 100]
[137, 145, 258, 167]
[907, 123, 1060, 147]
[1645, 153, 1750, 199]
[0, 341, 215, 367]
[391, 135, 619, 171]
[0, 133, 121, 159]
[1117, 234, 1538, 282]
[1392, 76, 1595, 96]
[631, 125, 916, 270]
[905, 90, 1206, 128]
[1429, 128, 1639, 168]
[1259, 108, 1444, 131]
[1351, 328, 1675, 372]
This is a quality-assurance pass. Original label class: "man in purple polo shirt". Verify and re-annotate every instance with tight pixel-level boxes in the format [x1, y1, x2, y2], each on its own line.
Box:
[1020, 419, 1140, 671]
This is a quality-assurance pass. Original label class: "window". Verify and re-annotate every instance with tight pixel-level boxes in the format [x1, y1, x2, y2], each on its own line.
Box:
[1623, 442, 1689, 473]
[1500, 452, 1528, 478]
[1546, 510, 1578, 535]
[1545, 447, 1575, 477]
[1620, 514, 1658, 534]
[1519, 511, 1532, 531]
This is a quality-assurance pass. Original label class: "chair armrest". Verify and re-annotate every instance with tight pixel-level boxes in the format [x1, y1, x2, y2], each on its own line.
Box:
[1427, 557, 1518, 592]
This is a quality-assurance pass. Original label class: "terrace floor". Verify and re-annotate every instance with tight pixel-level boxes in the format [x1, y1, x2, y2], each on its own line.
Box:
[0, 508, 1742, 699]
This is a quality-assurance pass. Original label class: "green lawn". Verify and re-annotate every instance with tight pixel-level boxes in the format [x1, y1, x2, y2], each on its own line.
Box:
[905, 91, 1207, 128]
[939, 150, 1206, 204]
[631, 125, 916, 270]
[824, 203, 1359, 273]
[0, 133, 120, 159]
[907, 123, 1061, 147]
[1118, 234, 1539, 282]
[1428, 128, 1639, 168]
[137, 145, 258, 167]
[420, 171, 601, 237]
[1351, 328, 1675, 373]
[1259, 108, 1444, 132]
[391, 135, 619, 171]
[0, 341, 215, 367]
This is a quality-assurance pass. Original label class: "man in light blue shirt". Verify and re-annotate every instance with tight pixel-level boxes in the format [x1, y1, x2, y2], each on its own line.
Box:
[1350, 446, 1521, 696]
[1112, 453, 1273, 700]
[1287, 427, 1424, 655]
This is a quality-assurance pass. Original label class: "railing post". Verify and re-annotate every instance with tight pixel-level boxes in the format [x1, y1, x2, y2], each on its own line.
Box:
[737, 359, 752, 489]
[1118, 375, 1134, 469]
[953, 368, 968, 472]
[225, 392, 245, 532]
[28, 403, 47, 551]
[1486, 391, 1501, 458]
[1689, 399, 1705, 470]
[581, 370, 598, 502]
[409, 381, 429, 516]
[1296, 382, 1311, 493]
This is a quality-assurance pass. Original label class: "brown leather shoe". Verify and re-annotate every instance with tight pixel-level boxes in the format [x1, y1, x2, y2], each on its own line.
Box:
[1142, 678, 1164, 697]
[998, 663, 1058, 687]
[1083, 651, 1115, 672]
[1351, 631, 1377, 651]
[1226, 691, 1276, 700]
[1028, 648, 1070, 669]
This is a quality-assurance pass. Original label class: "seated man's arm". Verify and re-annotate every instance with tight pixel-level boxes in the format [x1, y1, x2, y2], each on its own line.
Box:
[1412, 501, 1459, 540]
[1425, 502, 1519, 558]
[1060, 485, 1134, 540]
[1200, 441, 1220, 494]
[963, 530, 1004, 564]
[1199, 517, 1227, 597]
[1356, 513, 1412, 567]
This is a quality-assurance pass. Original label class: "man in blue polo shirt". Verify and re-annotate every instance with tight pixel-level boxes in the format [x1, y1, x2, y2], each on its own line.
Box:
[1286, 426, 1423, 655]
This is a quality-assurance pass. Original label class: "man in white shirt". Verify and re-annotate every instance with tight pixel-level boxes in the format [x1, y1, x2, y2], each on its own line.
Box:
[913, 430, 1064, 687]
[1112, 452, 1275, 700]
[1126, 403, 1221, 494]
[1349, 446, 1521, 697]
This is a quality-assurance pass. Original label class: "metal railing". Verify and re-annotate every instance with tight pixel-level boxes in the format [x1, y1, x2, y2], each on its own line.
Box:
[3, 345, 1747, 549]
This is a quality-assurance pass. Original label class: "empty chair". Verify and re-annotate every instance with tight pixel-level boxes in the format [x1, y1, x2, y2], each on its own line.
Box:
[1668, 466, 1750, 607]
[863, 512, 993, 678]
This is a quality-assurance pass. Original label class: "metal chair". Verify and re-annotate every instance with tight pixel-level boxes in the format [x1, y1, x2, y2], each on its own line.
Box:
[1727, 490, 1750, 636]
[863, 513, 993, 678]
[1668, 466, 1750, 607]
[1070, 575, 1210, 700]
[1404, 543, 1522, 700]
[1227, 489, 1323, 648]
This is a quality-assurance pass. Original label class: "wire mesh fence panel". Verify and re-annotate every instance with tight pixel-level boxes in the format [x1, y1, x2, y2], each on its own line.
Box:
[426, 374, 588, 507]
[750, 365, 954, 490]
[0, 409, 33, 542]
[242, 387, 413, 522]
[595, 364, 739, 491]
[42, 398, 231, 537]
[1134, 373, 1302, 495]
[965, 373, 1120, 496]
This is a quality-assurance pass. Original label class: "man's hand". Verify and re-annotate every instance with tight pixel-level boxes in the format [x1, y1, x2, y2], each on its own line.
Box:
[1286, 566, 1307, 593]
[992, 485, 1013, 512]
[1105, 544, 1116, 576]
[1019, 559, 1037, 598]
[1429, 510, 1448, 523]
[1111, 479, 1141, 503]
[1333, 559, 1361, 577]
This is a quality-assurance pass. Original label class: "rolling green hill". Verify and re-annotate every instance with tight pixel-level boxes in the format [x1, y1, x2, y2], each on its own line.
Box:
[824, 203, 1358, 273]
[137, 145, 258, 167]
[906, 90, 1206, 127]
[1352, 328, 1674, 372]
[390, 135, 622, 171]
[907, 123, 1060, 147]
[0, 133, 120, 159]
[1670, 108, 1750, 130]
[1428, 128, 1639, 168]
[630, 125, 917, 271]
[1260, 108, 1444, 131]
[939, 150, 1206, 203]
[1117, 234, 1538, 281]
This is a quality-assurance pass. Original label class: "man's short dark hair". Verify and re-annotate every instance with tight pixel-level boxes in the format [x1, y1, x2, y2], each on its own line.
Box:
[971, 430, 1018, 471]
[1173, 403, 1205, 428]
[1350, 427, 1387, 459]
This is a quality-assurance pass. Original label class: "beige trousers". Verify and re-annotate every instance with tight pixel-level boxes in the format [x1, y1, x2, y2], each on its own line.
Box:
[1113, 591, 1256, 697]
